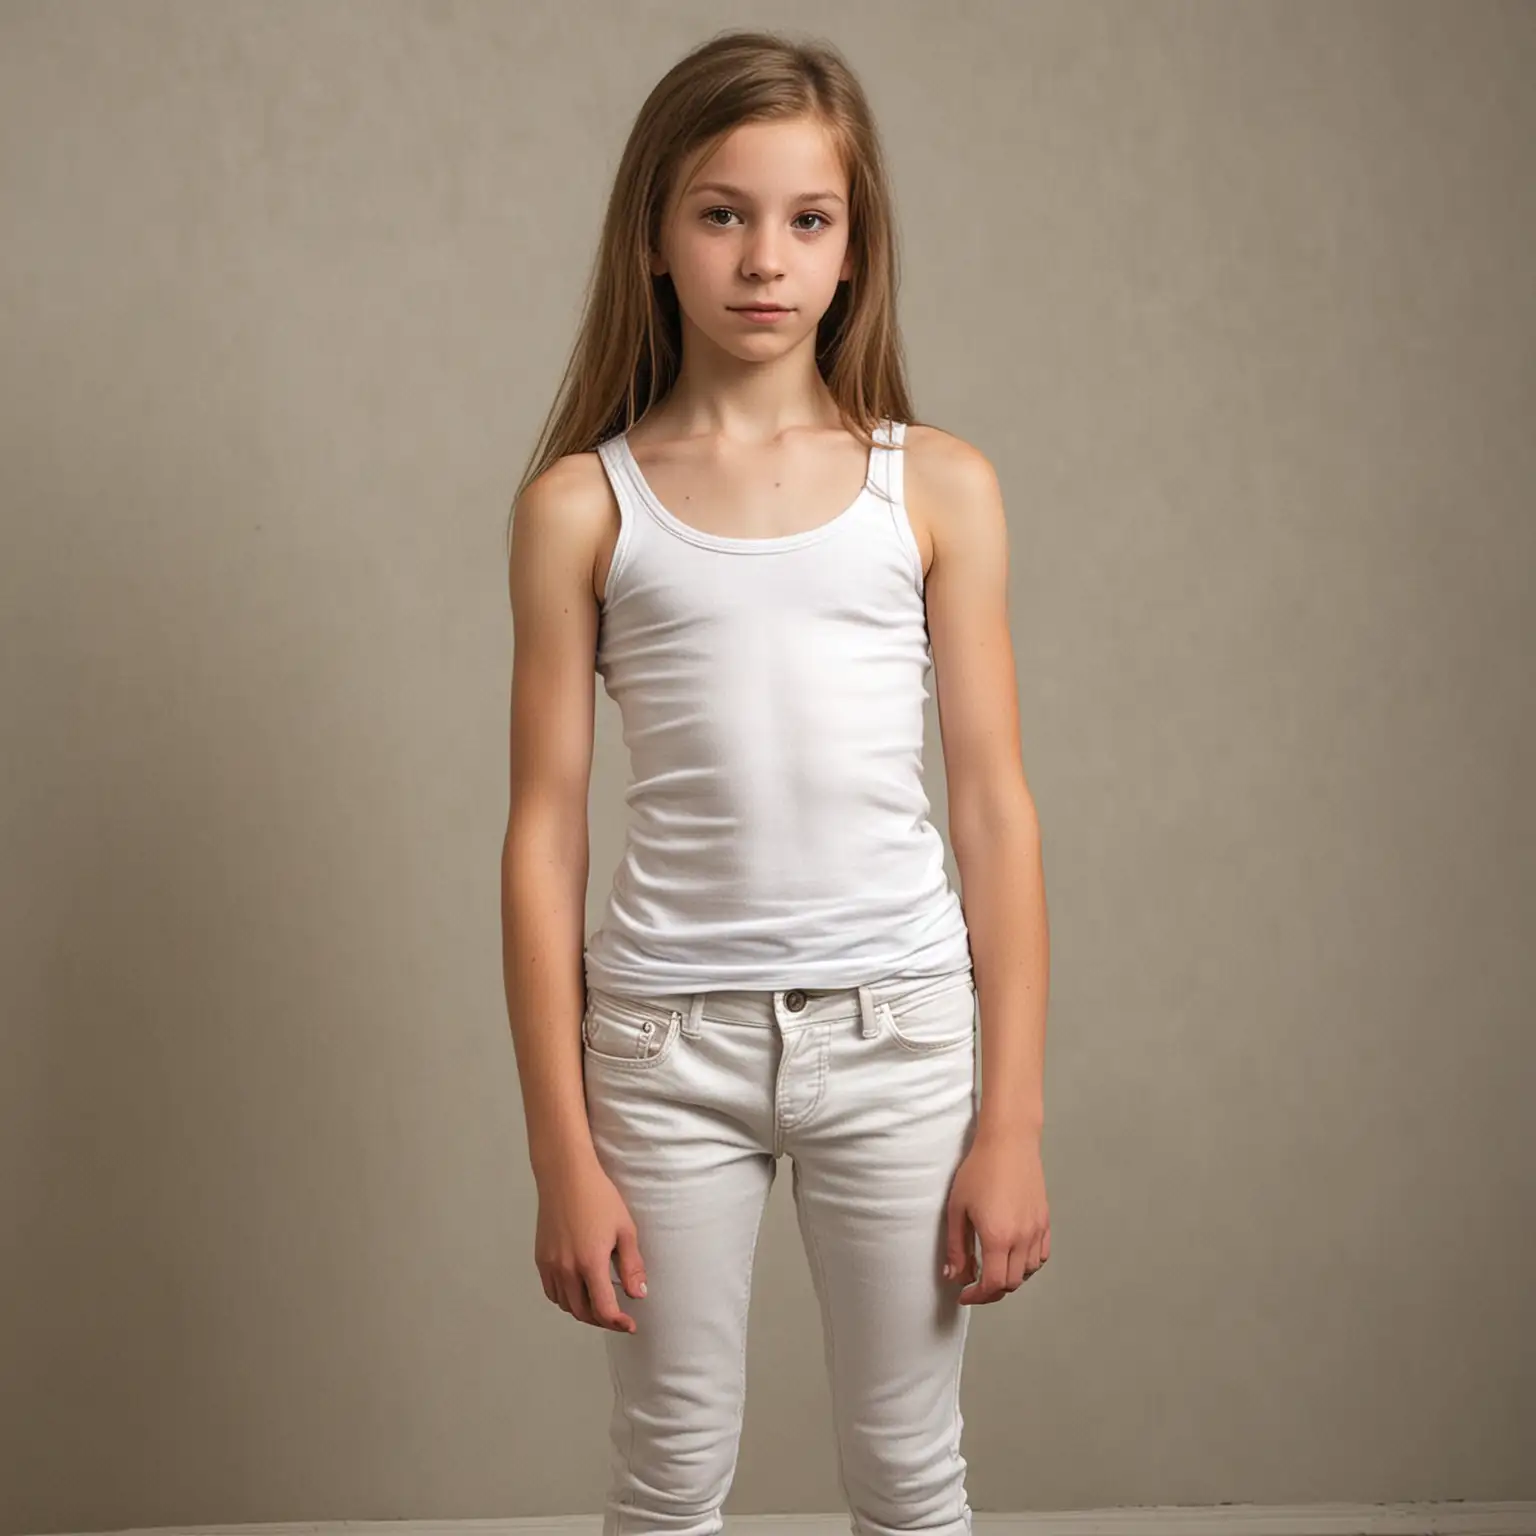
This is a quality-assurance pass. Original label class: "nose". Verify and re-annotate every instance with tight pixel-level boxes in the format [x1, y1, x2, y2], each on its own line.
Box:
[741, 228, 786, 283]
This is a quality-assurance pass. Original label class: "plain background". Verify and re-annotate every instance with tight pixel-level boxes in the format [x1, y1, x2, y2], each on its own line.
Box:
[1, 1, 1532, 1531]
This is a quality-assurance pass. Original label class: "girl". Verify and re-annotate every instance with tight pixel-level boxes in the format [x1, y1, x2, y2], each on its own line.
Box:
[502, 28, 1050, 1536]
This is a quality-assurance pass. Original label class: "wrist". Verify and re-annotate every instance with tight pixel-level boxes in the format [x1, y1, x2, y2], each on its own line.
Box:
[975, 1111, 1043, 1146]
[529, 1124, 600, 1185]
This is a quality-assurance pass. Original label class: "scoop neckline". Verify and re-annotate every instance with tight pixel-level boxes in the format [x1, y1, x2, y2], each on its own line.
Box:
[614, 428, 883, 554]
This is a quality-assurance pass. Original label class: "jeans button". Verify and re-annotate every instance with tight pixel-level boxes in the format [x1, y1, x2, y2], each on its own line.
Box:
[784, 989, 807, 1012]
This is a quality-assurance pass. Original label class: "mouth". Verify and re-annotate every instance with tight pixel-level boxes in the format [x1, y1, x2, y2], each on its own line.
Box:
[731, 305, 792, 313]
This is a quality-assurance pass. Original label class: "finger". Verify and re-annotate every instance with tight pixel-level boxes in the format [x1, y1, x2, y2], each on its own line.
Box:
[558, 1271, 593, 1325]
[585, 1255, 634, 1333]
[961, 1234, 1007, 1304]
[958, 1229, 981, 1300]
[983, 1240, 1008, 1300]
[614, 1227, 648, 1302]
[1006, 1244, 1028, 1291]
[942, 1201, 969, 1280]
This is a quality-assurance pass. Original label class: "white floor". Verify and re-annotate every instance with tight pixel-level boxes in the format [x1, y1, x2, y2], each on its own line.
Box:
[58, 1500, 1536, 1536]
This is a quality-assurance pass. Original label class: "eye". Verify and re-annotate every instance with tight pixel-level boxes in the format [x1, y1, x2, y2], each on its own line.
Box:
[699, 207, 833, 232]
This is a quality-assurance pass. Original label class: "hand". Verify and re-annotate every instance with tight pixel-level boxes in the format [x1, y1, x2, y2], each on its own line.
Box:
[534, 1153, 649, 1333]
[942, 1128, 1050, 1303]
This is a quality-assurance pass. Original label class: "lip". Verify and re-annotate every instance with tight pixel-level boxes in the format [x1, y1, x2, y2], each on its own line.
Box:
[730, 304, 791, 313]
[731, 305, 793, 324]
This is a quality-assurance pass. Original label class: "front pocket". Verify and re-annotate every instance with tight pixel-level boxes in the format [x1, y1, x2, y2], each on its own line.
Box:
[883, 975, 976, 1053]
[582, 992, 681, 1069]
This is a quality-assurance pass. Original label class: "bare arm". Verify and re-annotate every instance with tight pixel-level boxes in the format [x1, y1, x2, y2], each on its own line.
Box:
[502, 453, 605, 1185]
[913, 429, 1049, 1142]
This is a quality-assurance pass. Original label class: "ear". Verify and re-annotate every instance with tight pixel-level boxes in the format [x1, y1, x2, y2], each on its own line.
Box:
[839, 249, 854, 282]
[649, 247, 668, 278]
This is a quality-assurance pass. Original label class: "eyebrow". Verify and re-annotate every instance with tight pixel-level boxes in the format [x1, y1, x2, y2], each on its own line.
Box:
[686, 181, 846, 206]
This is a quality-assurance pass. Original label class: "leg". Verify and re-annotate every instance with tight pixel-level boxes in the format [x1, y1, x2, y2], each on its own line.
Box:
[786, 971, 980, 1536]
[583, 987, 780, 1536]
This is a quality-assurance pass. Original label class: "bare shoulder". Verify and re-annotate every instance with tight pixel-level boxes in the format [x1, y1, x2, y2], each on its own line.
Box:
[505, 449, 619, 820]
[511, 448, 618, 608]
[902, 423, 1003, 579]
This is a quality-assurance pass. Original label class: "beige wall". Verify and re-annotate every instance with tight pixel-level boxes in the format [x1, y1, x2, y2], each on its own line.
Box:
[2, 1, 1532, 1530]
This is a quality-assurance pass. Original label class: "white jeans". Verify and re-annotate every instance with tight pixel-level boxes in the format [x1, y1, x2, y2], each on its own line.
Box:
[581, 963, 980, 1536]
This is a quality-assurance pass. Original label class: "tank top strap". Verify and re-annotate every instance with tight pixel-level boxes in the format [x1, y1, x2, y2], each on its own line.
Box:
[595, 432, 637, 499]
[867, 418, 907, 506]
[593, 432, 644, 605]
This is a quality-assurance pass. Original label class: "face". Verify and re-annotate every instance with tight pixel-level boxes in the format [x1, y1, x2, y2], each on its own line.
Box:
[650, 115, 855, 358]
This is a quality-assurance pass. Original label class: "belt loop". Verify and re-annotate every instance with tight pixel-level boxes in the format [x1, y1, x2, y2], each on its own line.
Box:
[682, 993, 706, 1038]
[857, 983, 881, 1039]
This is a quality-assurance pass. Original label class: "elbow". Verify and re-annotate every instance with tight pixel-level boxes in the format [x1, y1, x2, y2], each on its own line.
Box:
[949, 784, 1039, 861]
[504, 795, 590, 877]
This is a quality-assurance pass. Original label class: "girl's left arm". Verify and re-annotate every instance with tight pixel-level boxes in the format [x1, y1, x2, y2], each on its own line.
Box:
[912, 430, 1049, 1146]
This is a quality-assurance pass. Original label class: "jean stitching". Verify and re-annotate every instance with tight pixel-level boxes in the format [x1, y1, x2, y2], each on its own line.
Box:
[952, 1329, 964, 1460]
[735, 1192, 765, 1464]
[801, 1182, 859, 1531]
[886, 986, 976, 1053]
[953, 1308, 973, 1533]
[884, 969, 973, 1019]
[609, 1331, 633, 1536]
[779, 1026, 829, 1131]
[584, 1011, 680, 1071]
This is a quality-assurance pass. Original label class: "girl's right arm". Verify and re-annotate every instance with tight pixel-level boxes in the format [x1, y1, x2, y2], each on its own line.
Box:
[504, 454, 648, 1334]
[501, 454, 608, 1185]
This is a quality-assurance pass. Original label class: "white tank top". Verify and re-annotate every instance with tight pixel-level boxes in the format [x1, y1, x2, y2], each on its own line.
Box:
[582, 418, 974, 996]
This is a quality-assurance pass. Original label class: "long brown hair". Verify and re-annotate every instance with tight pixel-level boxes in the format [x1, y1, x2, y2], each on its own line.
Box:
[504, 27, 921, 557]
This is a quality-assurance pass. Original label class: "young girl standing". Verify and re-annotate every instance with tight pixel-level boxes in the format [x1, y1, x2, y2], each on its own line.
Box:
[503, 28, 1051, 1536]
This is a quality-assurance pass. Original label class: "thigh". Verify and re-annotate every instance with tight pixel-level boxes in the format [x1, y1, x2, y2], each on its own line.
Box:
[582, 988, 778, 1452]
[787, 971, 979, 1517]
